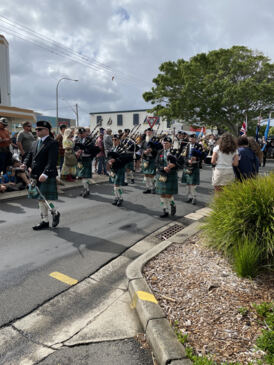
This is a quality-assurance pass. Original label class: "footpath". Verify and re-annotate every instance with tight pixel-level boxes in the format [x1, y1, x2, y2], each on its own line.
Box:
[1, 165, 273, 364]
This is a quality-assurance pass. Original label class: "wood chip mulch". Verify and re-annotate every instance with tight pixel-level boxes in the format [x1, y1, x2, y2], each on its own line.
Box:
[143, 234, 274, 364]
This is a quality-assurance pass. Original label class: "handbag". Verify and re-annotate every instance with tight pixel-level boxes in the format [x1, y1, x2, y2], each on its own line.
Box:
[64, 150, 77, 167]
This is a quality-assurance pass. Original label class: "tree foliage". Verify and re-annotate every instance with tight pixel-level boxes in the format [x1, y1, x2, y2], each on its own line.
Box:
[143, 46, 274, 135]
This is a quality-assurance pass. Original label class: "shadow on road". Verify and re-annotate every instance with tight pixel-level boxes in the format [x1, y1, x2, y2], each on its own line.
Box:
[53, 227, 140, 258]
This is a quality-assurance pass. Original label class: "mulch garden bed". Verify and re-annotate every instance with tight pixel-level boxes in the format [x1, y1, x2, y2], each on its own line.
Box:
[143, 234, 274, 364]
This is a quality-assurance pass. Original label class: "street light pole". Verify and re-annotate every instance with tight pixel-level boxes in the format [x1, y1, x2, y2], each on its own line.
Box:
[56, 77, 78, 126]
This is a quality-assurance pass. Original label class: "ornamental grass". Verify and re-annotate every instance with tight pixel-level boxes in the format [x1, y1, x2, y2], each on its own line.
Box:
[202, 172, 274, 277]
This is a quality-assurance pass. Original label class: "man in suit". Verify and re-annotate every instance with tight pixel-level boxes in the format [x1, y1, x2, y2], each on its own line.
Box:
[22, 121, 60, 230]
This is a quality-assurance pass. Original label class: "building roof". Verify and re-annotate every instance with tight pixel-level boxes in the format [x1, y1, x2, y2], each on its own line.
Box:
[89, 108, 149, 115]
[0, 105, 36, 121]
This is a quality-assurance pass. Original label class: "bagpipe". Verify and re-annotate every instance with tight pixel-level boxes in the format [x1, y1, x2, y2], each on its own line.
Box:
[74, 136, 100, 158]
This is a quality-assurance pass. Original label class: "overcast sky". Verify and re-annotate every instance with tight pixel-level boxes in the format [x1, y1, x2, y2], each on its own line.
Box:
[0, 0, 274, 125]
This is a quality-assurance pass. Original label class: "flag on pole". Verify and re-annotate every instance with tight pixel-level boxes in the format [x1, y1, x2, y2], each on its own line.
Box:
[198, 126, 206, 138]
[261, 115, 271, 151]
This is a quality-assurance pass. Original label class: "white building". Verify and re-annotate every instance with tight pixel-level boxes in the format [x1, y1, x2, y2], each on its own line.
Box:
[89, 109, 172, 134]
[0, 34, 11, 106]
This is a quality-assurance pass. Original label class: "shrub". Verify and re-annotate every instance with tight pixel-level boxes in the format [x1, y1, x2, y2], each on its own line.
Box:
[202, 173, 274, 272]
[233, 237, 262, 277]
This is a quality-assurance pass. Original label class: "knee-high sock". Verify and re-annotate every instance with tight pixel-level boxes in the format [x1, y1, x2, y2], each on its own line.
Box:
[82, 179, 90, 191]
[114, 186, 123, 198]
[144, 176, 150, 189]
[148, 177, 154, 189]
[39, 201, 49, 222]
[160, 197, 168, 210]
[187, 185, 191, 198]
[190, 185, 197, 198]
[167, 196, 175, 207]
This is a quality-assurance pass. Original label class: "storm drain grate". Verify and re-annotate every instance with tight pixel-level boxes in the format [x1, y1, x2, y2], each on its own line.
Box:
[155, 224, 184, 241]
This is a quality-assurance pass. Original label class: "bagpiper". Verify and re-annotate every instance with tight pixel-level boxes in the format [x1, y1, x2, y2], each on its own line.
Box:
[155, 136, 178, 218]
[181, 133, 203, 204]
[74, 127, 100, 197]
[121, 129, 135, 185]
[142, 138, 159, 194]
[22, 121, 60, 230]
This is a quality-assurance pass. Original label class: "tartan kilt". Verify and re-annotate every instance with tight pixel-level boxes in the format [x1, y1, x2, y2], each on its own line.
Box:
[156, 170, 178, 195]
[142, 159, 156, 175]
[77, 156, 92, 178]
[109, 167, 125, 185]
[29, 177, 58, 201]
[125, 161, 134, 171]
[181, 166, 200, 185]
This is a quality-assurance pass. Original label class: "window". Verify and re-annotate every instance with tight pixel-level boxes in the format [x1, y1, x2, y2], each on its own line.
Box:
[133, 113, 139, 126]
[96, 115, 102, 126]
[117, 114, 123, 126]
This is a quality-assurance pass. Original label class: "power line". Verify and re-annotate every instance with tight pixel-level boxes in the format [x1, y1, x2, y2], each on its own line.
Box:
[0, 15, 150, 88]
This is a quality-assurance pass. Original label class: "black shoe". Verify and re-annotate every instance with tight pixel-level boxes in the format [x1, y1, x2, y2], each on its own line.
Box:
[143, 189, 151, 194]
[160, 210, 169, 218]
[192, 198, 196, 205]
[170, 204, 176, 216]
[52, 211, 60, 228]
[32, 221, 49, 230]
[116, 198, 123, 207]
[122, 182, 128, 186]
[131, 179, 135, 184]
[151, 188, 156, 194]
[186, 197, 192, 203]
[82, 189, 90, 198]
[112, 199, 118, 205]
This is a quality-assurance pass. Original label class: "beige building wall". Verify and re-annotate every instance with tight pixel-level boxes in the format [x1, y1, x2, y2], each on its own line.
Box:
[0, 34, 11, 106]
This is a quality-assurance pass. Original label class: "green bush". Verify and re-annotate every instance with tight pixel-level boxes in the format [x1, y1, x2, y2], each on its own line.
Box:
[202, 173, 274, 274]
[233, 237, 261, 277]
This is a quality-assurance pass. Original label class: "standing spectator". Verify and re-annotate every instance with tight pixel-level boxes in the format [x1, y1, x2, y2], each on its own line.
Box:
[61, 128, 77, 182]
[17, 121, 35, 161]
[55, 124, 67, 174]
[0, 117, 12, 174]
[247, 137, 263, 166]
[103, 129, 113, 156]
[96, 128, 107, 175]
[234, 135, 259, 181]
[211, 133, 239, 192]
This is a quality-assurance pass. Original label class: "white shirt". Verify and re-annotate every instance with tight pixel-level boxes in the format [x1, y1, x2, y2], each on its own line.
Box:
[213, 145, 237, 169]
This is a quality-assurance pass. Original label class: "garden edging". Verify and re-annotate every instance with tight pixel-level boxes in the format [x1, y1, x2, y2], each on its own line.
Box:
[126, 221, 202, 365]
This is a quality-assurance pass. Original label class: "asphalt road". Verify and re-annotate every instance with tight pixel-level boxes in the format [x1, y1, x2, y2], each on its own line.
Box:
[0, 167, 213, 327]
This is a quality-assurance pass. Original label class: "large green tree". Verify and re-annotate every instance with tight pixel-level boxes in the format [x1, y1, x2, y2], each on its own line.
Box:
[143, 46, 274, 135]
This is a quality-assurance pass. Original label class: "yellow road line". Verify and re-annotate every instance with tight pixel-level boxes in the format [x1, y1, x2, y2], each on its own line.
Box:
[49, 272, 78, 286]
[130, 290, 158, 308]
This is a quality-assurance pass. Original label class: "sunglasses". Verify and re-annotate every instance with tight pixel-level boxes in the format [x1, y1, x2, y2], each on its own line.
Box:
[35, 127, 46, 131]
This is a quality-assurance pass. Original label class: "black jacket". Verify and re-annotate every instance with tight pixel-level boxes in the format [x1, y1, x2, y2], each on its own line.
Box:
[24, 136, 58, 178]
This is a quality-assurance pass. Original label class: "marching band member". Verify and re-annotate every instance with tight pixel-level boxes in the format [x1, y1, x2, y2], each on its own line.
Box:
[22, 121, 60, 230]
[74, 127, 100, 198]
[181, 134, 202, 204]
[142, 140, 159, 194]
[155, 136, 178, 218]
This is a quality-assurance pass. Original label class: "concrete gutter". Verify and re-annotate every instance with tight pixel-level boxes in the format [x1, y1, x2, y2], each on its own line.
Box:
[0, 175, 108, 202]
[126, 220, 204, 365]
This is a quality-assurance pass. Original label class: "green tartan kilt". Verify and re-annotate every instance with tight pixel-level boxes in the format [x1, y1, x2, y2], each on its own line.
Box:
[77, 157, 92, 178]
[124, 161, 134, 171]
[181, 166, 200, 185]
[110, 167, 125, 185]
[142, 159, 156, 175]
[29, 177, 58, 201]
[156, 170, 178, 195]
